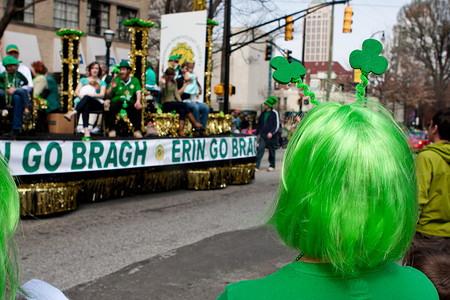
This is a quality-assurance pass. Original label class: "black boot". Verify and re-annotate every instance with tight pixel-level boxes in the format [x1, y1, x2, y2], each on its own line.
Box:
[3, 129, 20, 138]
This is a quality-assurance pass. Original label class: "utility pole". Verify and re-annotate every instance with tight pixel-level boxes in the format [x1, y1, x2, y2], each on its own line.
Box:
[221, 0, 231, 113]
[302, 17, 307, 64]
[268, 39, 273, 97]
[326, 3, 334, 101]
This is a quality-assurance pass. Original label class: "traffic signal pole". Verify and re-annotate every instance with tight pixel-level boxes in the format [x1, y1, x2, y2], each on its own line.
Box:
[221, 0, 348, 113]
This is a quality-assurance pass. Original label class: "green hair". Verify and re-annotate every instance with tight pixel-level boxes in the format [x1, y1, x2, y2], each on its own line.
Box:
[268, 101, 417, 275]
[0, 155, 20, 299]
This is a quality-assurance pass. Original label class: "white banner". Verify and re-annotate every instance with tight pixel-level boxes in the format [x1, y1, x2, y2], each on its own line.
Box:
[0, 137, 256, 176]
[160, 11, 207, 102]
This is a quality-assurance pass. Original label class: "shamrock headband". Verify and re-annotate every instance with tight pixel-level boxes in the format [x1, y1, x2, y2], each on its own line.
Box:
[349, 39, 388, 102]
[269, 56, 319, 105]
[269, 39, 388, 106]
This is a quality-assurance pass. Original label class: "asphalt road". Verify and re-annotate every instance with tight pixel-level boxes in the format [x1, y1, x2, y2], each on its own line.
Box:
[15, 148, 288, 299]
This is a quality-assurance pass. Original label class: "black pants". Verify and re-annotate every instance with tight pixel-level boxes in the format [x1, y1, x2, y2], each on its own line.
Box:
[106, 101, 142, 131]
[75, 96, 104, 129]
[162, 101, 190, 120]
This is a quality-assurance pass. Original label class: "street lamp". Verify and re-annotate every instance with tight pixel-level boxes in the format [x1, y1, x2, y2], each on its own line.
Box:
[370, 30, 385, 42]
[103, 29, 115, 74]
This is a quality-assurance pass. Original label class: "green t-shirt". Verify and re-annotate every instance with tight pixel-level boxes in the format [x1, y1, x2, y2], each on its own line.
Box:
[109, 76, 142, 103]
[0, 71, 28, 90]
[217, 261, 438, 300]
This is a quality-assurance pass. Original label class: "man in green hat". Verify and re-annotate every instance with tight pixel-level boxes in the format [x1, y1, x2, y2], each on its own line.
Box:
[0, 56, 30, 137]
[255, 96, 280, 171]
[105, 61, 143, 138]
[168, 54, 182, 79]
[5, 44, 33, 94]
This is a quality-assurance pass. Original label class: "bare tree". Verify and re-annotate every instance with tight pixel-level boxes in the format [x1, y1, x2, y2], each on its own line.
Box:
[0, 0, 47, 39]
[392, 0, 449, 113]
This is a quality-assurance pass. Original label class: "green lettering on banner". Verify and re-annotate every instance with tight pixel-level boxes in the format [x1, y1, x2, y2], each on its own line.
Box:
[44, 142, 62, 172]
[197, 140, 205, 160]
[0, 142, 11, 162]
[219, 138, 227, 158]
[23, 142, 41, 173]
[232, 138, 238, 157]
[89, 142, 104, 169]
[192, 140, 196, 161]
[134, 142, 147, 166]
[239, 138, 246, 156]
[210, 139, 218, 159]
[247, 138, 254, 155]
[182, 140, 191, 162]
[72, 143, 87, 170]
[104, 142, 118, 168]
[119, 142, 132, 167]
[172, 140, 181, 163]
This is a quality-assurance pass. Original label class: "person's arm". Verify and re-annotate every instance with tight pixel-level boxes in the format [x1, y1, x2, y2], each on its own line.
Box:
[196, 78, 202, 94]
[134, 90, 142, 110]
[178, 79, 187, 94]
[95, 84, 106, 99]
[416, 152, 433, 216]
[74, 81, 84, 99]
[33, 76, 47, 97]
[105, 75, 117, 97]
[174, 84, 182, 102]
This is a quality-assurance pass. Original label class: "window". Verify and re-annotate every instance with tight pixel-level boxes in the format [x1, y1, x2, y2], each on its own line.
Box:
[54, 0, 79, 29]
[10, 0, 34, 23]
[116, 6, 137, 40]
[87, 1, 110, 35]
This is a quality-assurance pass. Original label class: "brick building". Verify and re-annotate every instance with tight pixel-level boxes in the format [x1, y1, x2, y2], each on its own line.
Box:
[0, 0, 149, 73]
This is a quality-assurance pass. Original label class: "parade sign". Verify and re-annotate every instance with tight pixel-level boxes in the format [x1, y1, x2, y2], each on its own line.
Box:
[0, 137, 256, 176]
[160, 11, 207, 102]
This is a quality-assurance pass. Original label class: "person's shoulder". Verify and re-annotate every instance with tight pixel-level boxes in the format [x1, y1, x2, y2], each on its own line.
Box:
[99, 79, 107, 86]
[79, 77, 88, 85]
[383, 263, 439, 299]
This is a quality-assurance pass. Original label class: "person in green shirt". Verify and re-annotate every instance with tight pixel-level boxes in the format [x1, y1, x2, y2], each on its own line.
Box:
[217, 101, 439, 299]
[0, 55, 31, 137]
[105, 61, 143, 138]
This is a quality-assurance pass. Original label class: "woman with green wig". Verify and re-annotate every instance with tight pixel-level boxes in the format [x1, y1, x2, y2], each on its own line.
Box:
[0, 155, 20, 299]
[217, 101, 439, 300]
[217, 44, 439, 299]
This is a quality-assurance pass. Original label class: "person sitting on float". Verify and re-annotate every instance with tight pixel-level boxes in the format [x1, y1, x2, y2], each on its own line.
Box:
[0, 56, 31, 138]
[31, 61, 61, 114]
[64, 61, 106, 140]
[217, 41, 440, 299]
[160, 67, 202, 137]
[105, 61, 143, 139]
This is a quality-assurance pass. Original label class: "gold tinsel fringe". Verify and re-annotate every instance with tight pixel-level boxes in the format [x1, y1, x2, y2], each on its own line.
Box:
[18, 163, 255, 217]
[148, 113, 232, 137]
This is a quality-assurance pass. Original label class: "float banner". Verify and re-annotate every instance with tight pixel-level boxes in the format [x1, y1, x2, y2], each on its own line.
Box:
[160, 11, 206, 102]
[0, 137, 257, 176]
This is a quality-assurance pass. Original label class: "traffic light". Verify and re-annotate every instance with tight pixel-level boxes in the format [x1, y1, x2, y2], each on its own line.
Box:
[286, 50, 292, 62]
[285, 16, 293, 41]
[343, 4, 353, 33]
[354, 68, 362, 82]
[265, 43, 273, 61]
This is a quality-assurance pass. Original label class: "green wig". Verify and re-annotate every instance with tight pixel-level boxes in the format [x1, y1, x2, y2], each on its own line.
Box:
[268, 101, 417, 275]
[0, 155, 20, 298]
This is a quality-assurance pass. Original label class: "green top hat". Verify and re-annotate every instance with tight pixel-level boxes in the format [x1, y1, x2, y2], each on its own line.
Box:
[264, 96, 277, 108]
[118, 61, 131, 69]
[6, 44, 19, 53]
[169, 54, 181, 61]
[2, 56, 21, 66]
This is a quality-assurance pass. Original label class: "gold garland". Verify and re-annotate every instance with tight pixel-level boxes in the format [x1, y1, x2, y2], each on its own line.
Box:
[204, 22, 215, 107]
[193, 0, 206, 11]
[59, 33, 81, 112]
[18, 163, 255, 216]
[127, 24, 151, 132]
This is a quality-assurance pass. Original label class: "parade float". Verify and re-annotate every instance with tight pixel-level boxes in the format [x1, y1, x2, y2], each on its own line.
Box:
[3, 10, 256, 217]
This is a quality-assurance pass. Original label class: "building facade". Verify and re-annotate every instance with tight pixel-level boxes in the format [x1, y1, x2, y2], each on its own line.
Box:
[304, 0, 331, 62]
[0, 0, 149, 73]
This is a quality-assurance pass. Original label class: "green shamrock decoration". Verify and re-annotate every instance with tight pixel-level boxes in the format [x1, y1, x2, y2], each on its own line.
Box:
[349, 39, 388, 75]
[270, 56, 306, 84]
